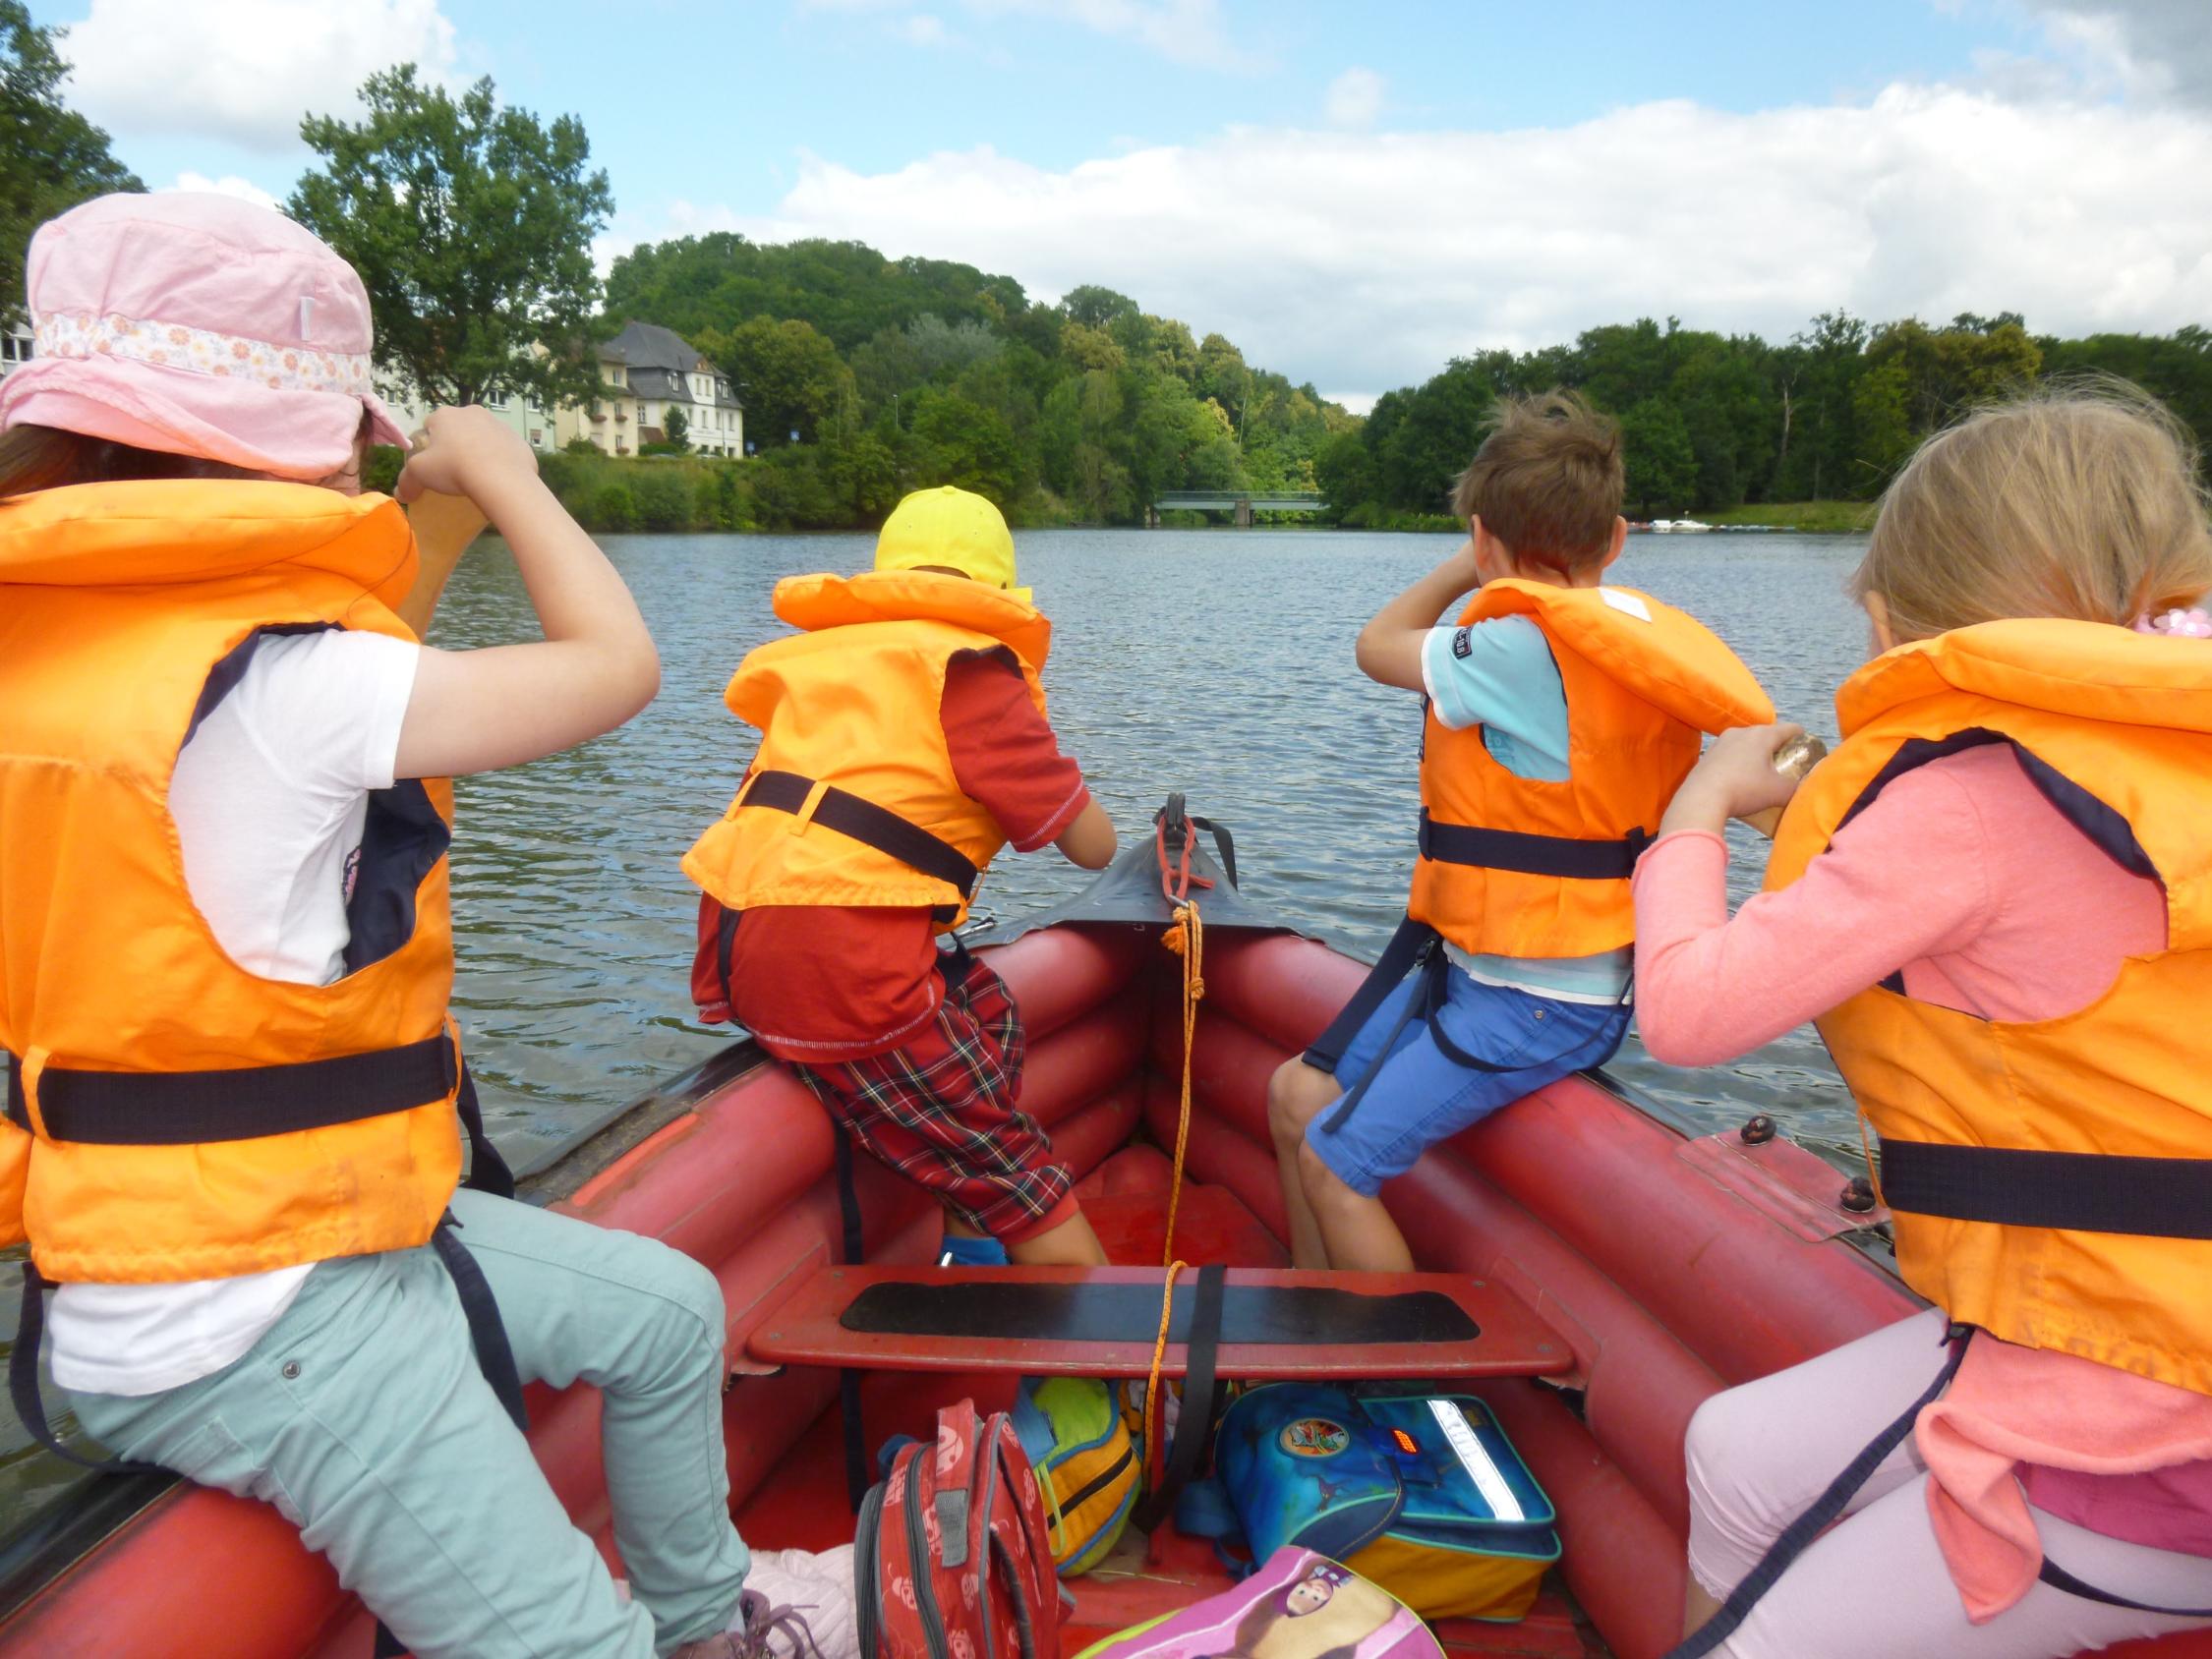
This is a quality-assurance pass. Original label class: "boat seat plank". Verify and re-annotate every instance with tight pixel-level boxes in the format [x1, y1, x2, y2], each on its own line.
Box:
[745, 1266, 1572, 1381]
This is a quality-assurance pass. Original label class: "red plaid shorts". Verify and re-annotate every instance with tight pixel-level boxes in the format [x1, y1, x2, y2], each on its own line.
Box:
[792, 957, 1074, 1242]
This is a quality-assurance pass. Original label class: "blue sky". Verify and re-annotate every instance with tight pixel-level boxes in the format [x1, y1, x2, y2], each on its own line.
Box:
[28, 1, 2212, 403]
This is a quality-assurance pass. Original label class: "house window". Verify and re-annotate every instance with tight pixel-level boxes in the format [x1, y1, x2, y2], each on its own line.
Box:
[485, 390, 511, 411]
[0, 333, 29, 366]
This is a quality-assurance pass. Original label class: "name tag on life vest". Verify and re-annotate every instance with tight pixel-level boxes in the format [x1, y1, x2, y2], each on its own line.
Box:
[1600, 587, 1653, 623]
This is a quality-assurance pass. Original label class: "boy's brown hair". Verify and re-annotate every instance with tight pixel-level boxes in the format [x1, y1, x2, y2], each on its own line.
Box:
[1450, 390, 1625, 571]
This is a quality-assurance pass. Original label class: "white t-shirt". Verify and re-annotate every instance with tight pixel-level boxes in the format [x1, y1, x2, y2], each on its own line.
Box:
[47, 629, 422, 1397]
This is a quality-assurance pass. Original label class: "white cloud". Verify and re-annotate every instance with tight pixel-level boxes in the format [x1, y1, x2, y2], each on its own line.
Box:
[1323, 68, 1385, 130]
[665, 82, 2212, 401]
[168, 172, 282, 211]
[902, 13, 952, 45]
[62, 0, 459, 151]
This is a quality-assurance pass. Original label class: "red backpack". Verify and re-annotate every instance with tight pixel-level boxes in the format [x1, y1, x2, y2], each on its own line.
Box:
[857, 1398, 1062, 1659]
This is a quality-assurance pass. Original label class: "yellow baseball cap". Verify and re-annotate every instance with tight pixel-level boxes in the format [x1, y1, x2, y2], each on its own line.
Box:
[874, 486, 1028, 603]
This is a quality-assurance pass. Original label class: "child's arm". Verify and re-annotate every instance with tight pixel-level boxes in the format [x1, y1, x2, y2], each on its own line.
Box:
[1355, 540, 1483, 692]
[1054, 799, 1117, 869]
[390, 407, 661, 779]
[1632, 726, 1988, 1065]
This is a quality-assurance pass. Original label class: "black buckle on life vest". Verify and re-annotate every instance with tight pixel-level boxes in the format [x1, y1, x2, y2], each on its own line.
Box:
[1878, 1137, 2212, 1240]
[1417, 809, 1651, 882]
[736, 770, 981, 901]
[3, 1031, 463, 1146]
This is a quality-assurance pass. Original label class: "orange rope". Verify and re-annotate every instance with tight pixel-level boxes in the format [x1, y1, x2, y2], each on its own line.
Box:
[1142, 1258, 1188, 1491]
[1158, 900, 1203, 1268]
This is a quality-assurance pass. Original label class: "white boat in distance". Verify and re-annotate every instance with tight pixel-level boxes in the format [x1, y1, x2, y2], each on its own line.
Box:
[1651, 518, 1716, 533]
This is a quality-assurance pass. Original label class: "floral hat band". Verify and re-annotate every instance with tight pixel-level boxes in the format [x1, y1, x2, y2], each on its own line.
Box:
[0, 192, 408, 481]
[32, 311, 378, 400]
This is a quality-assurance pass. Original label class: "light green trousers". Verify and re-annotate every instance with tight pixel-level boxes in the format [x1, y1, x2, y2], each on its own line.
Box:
[67, 1188, 751, 1658]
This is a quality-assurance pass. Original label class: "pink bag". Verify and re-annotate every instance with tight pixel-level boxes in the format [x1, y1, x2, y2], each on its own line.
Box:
[1073, 1549, 1442, 1659]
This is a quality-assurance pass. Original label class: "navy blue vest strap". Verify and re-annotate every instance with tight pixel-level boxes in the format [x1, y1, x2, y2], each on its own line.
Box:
[1419, 809, 1653, 882]
[2038, 1554, 2212, 1618]
[1879, 1138, 2212, 1240]
[4, 1032, 462, 1147]
[1303, 915, 1436, 1075]
[738, 770, 980, 901]
[8, 1262, 165, 1475]
[1666, 1327, 1971, 1658]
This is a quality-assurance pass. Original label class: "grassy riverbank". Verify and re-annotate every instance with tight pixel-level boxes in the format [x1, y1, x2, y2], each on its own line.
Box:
[1705, 500, 1874, 534]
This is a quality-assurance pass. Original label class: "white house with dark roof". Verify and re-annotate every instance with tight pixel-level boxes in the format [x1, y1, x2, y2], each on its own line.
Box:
[553, 320, 744, 458]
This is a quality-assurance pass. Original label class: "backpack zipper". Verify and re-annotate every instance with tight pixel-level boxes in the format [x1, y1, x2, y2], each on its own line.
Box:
[855, 1476, 888, 1659]
[904, 1445, 952, 1659]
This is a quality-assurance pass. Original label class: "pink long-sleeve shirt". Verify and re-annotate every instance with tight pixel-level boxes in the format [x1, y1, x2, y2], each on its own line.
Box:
[1632, 742, 2212, 1616]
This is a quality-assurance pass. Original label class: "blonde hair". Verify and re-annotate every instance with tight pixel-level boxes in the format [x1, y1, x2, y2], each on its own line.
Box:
[1451, 390, 1623, 572]
[1854, 380, 2212, 642]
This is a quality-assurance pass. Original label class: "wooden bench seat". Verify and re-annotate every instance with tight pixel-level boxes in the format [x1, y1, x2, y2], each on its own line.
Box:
[745, 1265, 1572, 1382]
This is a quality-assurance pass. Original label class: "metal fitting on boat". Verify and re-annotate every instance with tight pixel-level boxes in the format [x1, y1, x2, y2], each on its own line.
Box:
[1739, 1114, 1777, 1145]
[1839, 1175, 1879, 1214]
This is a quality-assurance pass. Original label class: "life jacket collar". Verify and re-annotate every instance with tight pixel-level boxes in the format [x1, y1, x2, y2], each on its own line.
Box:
[772, 568, 1052, 671]
[1842, 619, 2212, 739]
[0, 479, 417, 604]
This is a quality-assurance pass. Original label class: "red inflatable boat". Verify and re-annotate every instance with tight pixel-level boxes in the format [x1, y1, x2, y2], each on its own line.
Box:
[0, 813, 2203, 1659]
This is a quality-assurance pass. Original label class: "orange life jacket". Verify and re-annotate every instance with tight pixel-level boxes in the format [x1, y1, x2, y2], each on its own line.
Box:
[0, 480, 466, 1286]
[1767, 620, 2212, 1395]
[683, 569, 1053, 932]
[1409, 579, 1775, 958]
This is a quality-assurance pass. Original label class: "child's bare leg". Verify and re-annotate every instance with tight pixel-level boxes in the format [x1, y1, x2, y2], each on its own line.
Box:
[1267, 1058, 1341, 1268]
[1684, 1577, 1723, 1639]
[1296, 1142, 1414, 1273]
[1005, 1209, 1108, 1267]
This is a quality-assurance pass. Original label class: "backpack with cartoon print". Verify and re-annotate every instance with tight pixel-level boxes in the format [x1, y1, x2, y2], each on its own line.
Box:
[857, 1397, 1063, 1659]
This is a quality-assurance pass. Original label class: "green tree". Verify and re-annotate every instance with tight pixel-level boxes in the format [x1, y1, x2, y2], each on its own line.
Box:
[700, 316, 848, 448]
[0, 2, 141, 326]
[662, 405, 690, 451]
[1619, 398, 1698, 515]
[291, 65, 612, 408]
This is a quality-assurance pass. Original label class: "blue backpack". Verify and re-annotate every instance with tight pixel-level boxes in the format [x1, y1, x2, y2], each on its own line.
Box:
[1181, 1384, 1560, 1624]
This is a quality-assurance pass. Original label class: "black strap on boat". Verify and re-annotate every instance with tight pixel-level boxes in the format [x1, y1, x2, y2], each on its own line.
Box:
[1131, 1263, 1227, 1536]
[834, 1127, 871, 1514]
[1666, 1325, 1971, 1659]
[4, 1031, 463, 1146]
[1878, 1139, 2212, 1240]
[739, 770, 980, 902]
[1418, 809, 1653, 882]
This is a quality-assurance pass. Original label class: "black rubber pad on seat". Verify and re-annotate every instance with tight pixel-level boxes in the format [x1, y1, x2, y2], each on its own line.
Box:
[838, 1281, 1480, 1345]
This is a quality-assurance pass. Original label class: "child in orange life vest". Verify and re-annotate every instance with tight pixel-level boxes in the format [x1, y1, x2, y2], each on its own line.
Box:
[1266, 392, 1771, 1274]
[685, 486, 1117, 1268]
[1639, 389, 2212, 1657]
[0, 194, 778, 1659]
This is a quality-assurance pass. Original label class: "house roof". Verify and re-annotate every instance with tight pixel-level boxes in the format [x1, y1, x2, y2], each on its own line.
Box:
[602, 319, 743, 409]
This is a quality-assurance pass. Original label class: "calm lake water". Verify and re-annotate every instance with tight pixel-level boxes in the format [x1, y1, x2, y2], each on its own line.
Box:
[0, 525, 1873, 1526]
[436, 525, 1874, 1175]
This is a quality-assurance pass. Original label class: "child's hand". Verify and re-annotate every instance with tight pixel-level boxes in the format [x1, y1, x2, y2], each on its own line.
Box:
[1664, 723, 1807, 833]
[394, 405, 539, 508]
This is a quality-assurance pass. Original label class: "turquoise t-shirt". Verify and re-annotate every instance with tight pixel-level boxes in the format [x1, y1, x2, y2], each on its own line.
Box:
[1420, 617, 1633, 1002]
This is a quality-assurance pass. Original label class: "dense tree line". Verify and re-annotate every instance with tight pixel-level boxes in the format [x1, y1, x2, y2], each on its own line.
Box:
[1320, 313, 2212, 522]
[604, 236, 1357, 528]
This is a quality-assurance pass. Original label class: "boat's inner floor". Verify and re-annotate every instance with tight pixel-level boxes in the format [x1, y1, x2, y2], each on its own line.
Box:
[734, 1144, 1605, 1659]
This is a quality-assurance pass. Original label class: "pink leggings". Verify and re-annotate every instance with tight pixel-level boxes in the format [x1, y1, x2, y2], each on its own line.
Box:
[1687, 1309, 2212, 1659]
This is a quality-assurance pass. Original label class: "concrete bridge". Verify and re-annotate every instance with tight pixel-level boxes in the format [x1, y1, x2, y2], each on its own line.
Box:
[1149, 489, 1325, 527]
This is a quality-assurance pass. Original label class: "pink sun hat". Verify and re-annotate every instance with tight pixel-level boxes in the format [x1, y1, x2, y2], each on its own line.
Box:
[0, 192, 409, 480]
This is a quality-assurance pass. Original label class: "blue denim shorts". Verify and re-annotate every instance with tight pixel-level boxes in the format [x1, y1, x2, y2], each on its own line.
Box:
[1306, 964, 1630, 1197]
